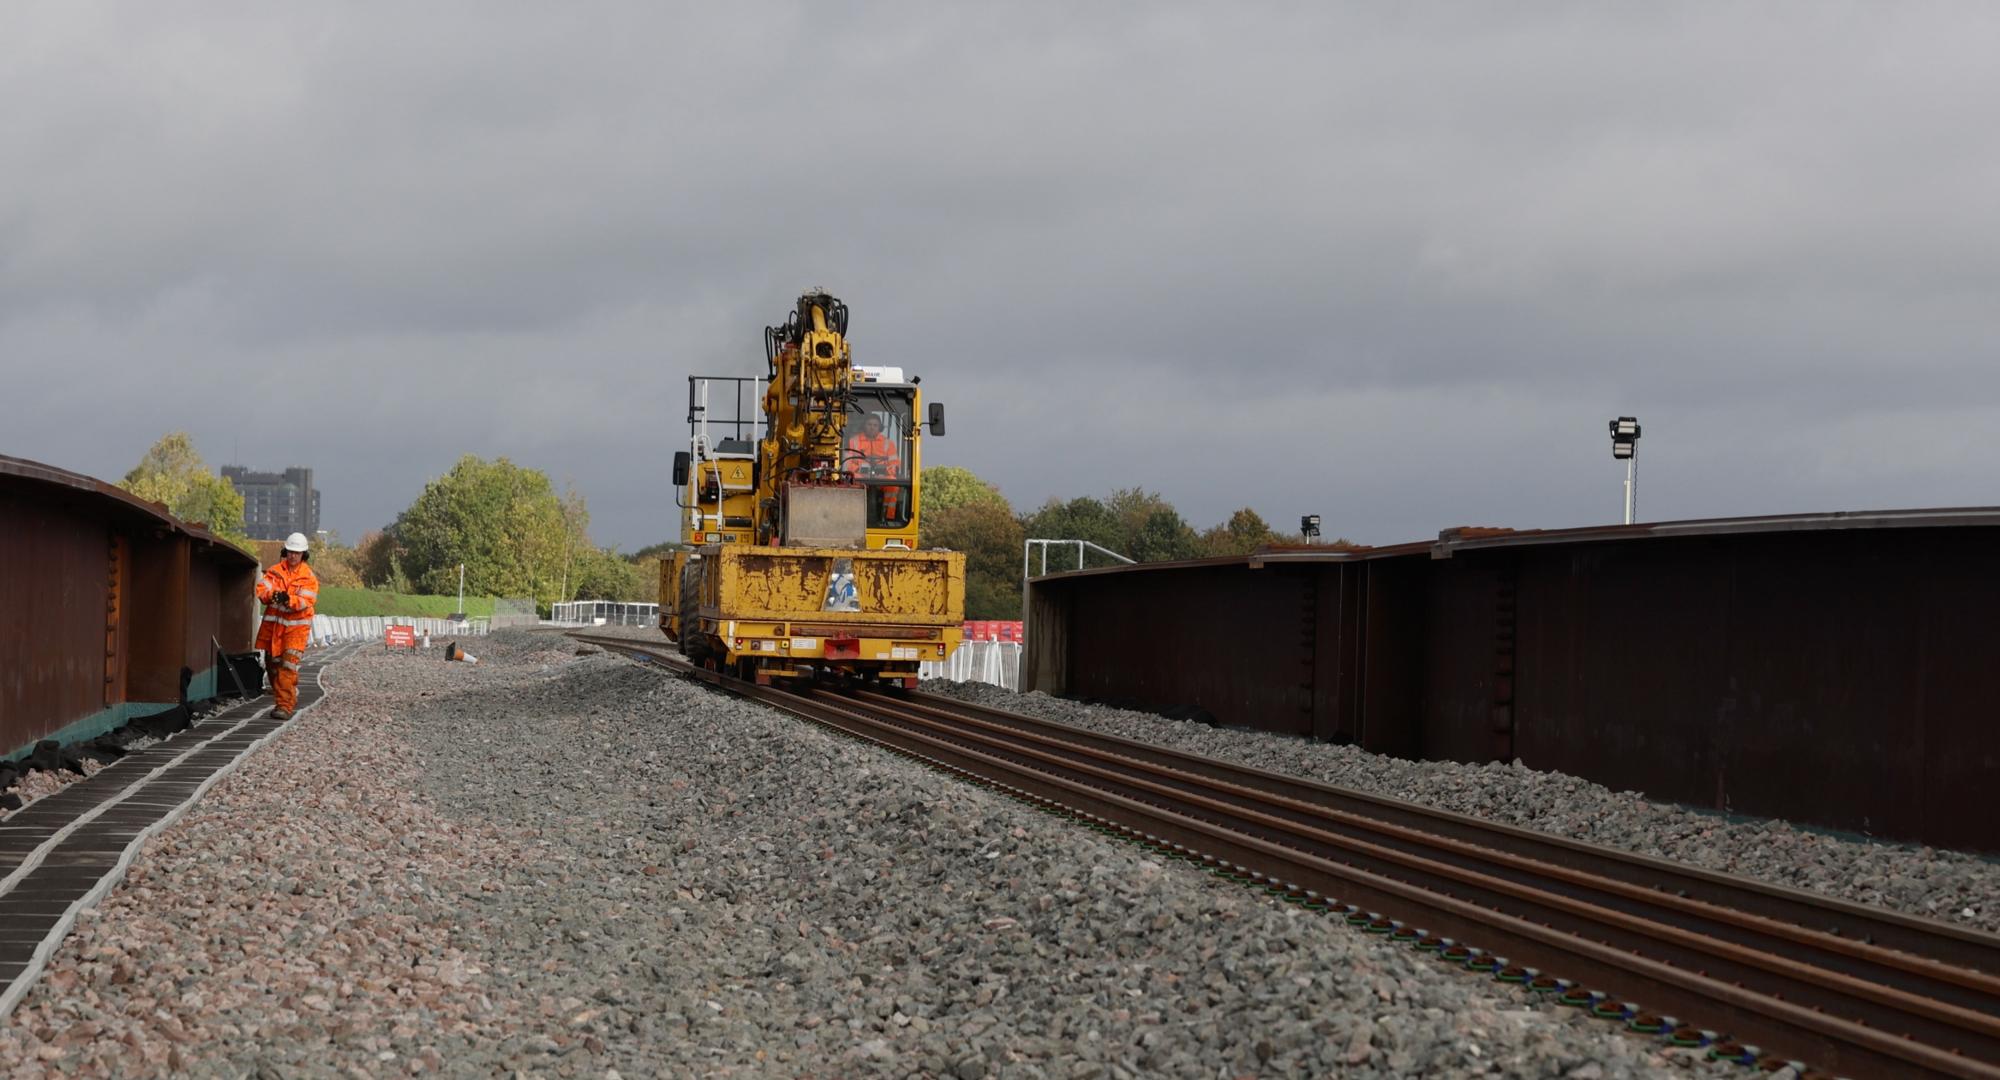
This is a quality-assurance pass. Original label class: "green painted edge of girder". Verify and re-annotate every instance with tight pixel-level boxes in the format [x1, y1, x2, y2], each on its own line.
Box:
[4, 664, 227, 762]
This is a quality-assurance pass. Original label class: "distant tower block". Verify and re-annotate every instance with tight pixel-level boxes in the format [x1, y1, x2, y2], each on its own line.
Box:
[221, 465, 320, 541]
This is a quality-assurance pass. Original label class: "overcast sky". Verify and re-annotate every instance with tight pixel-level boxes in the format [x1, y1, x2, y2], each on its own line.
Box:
[6, 3, 1997, 551]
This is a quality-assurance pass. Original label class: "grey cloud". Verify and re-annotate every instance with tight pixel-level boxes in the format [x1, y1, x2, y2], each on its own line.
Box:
[4, 2, 1998, 553]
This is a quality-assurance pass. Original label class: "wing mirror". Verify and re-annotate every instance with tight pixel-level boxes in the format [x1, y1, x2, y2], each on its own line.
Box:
[927, 402, 946, 436]
[672, 451, 690, 487]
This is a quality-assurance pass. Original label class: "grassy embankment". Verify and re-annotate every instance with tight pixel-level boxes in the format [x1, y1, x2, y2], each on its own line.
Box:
[314, 587, 499, 619]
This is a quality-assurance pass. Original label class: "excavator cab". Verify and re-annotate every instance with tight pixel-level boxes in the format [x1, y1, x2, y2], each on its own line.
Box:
[846, 369, 918, 542]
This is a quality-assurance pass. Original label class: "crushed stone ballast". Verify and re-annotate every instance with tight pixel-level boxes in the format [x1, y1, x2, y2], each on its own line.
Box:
[0, 641, 361, 1019]
[577, 630, 2000, 1080]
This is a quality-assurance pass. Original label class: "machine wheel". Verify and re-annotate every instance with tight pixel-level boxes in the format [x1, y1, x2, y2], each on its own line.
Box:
[677, 557, 704, 662]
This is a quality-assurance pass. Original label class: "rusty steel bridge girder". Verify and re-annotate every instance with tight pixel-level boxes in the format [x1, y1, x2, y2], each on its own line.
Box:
[0, 454, 259, 758]
[1022, 508, 2000, 854]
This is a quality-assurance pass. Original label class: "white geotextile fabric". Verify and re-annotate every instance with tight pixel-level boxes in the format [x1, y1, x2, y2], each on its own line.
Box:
[920, 640, 1020, 691]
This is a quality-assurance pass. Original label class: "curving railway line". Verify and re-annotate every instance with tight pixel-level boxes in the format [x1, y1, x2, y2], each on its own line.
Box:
[572, 631, 2000, 1080]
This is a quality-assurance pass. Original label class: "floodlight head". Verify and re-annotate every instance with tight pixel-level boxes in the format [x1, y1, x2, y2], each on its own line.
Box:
[1301, 514, 1321, 538]
[1608, 415, 1642, 460]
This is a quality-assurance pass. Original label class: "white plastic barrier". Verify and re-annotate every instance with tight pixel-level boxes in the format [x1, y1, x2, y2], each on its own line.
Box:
[921, 640, 1021, 691]
[310, 615, 490, 647]
[548, 601, 659, 627]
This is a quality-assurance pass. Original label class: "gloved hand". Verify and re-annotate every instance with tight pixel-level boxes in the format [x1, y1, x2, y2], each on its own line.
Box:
[271, 591, 290, 609]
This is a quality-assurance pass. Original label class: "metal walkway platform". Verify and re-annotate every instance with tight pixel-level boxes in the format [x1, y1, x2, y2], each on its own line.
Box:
[0, 641, 360, 1018]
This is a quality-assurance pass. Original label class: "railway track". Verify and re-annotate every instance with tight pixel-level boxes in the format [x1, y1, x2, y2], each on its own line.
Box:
[574, 631, 2000, 1079]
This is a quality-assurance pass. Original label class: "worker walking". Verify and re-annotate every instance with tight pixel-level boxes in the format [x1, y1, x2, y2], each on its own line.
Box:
[254, 532, 320, 720]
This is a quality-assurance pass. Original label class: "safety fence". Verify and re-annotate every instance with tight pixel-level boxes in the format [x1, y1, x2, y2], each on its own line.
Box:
[921, 640, 1021, 691]
[491, 598, 538, 629]
[549, 600, 660, 627]
[310, 615, 490, 647]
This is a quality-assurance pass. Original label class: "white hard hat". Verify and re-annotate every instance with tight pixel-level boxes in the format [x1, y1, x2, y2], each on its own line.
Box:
[283, 532, 310, 553]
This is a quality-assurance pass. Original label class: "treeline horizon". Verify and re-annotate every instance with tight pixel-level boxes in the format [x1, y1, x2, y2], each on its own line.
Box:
[917, 466, 1340, 619]
[114, 434, 1335, 620]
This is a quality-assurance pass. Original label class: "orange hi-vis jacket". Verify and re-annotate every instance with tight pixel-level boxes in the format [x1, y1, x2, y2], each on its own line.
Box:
[255, 559, 320, 649]
[846, 432, 900, 478]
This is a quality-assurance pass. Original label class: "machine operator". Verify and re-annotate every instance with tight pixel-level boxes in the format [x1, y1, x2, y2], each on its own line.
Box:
[845, 413, 901, 479]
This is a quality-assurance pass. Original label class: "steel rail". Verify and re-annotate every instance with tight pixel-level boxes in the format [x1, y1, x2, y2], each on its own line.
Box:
[903, 687, 2000, 978]
[574, 633, 2000, 1079]
[814, 687, 2000, 1066]
[780, 683, 1997, 1077]
[860, 690, 2000, 1013]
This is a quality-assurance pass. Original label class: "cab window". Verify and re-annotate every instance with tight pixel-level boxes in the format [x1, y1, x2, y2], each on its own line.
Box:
[847, 389, 914, 531]
[870, 484, 911, 529]
[844, 390, 913, 481]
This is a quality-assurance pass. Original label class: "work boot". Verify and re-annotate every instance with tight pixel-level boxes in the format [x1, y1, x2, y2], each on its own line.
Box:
[271, 708, 293, 721]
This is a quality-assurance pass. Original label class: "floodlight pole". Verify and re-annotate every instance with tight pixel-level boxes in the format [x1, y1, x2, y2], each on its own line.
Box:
[1623, 454, 1637, 526]
[1609, 416, 1641, 525]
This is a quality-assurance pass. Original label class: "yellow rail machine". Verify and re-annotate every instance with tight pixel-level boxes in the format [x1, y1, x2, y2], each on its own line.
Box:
[662, 290, 965, 686]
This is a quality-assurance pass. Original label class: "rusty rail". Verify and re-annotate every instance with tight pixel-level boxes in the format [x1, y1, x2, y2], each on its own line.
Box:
[574, 632, 2000, 1079]
[893, 689, 2000, 981]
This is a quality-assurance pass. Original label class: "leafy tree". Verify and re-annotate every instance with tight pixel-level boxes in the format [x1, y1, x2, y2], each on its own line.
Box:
[1196, 507, 1279, 557]
[1105, 487, 1197, 561]
[922, 466, 1010, 514]
[1224, 507, 1276, 548]
[629, 553, 666, 604]
[118, 432, 254, 552]
[1020, 491, 1203, 568]
[1021, 496, 1127, 572]
[1129, 507, 1198, 562]
[927, 473, 1347, 589]
[307, 532, 366, 588]
[1104, 487, 1168, 531]
[923, 499, 1027, 619]
[912, 466, 1022, 616]
[391, 455, 580, 604]
[354, 530, 399, 588]
[568, 546, 642, 601]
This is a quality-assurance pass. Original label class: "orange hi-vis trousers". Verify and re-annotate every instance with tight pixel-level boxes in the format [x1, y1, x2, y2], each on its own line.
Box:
[256, 621, 310, 713]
